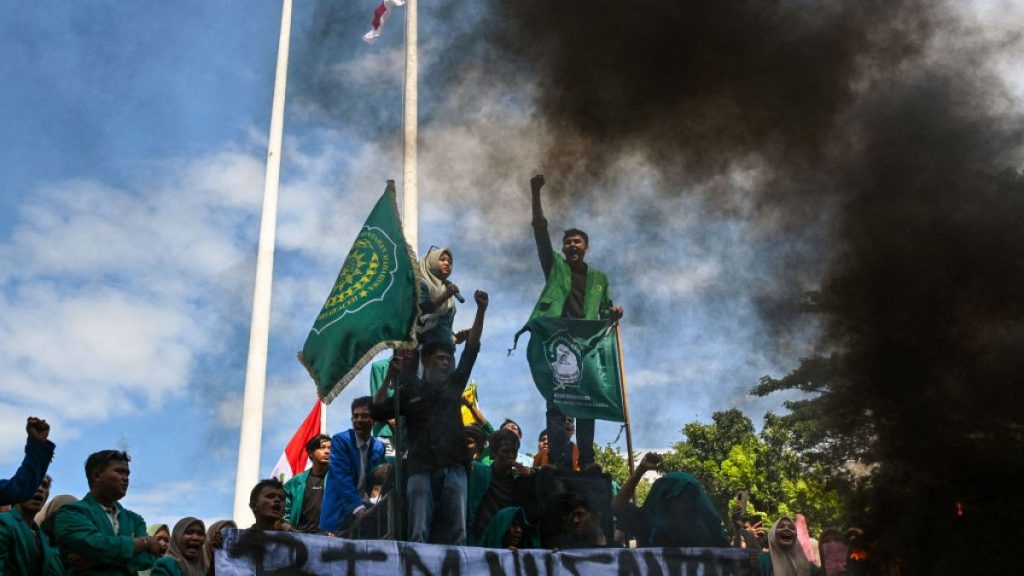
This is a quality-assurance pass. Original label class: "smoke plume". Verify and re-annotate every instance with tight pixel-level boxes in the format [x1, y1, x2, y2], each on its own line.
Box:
[474, 0, 1023, 570]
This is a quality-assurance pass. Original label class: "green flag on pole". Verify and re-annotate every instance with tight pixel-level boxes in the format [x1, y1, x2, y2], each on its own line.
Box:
[513, 317, 625, 422]
[299, 182, 419, 403]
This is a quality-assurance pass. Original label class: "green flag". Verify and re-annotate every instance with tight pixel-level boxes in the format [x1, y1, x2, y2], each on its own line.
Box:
[513, 317, 625, 422]
[299, 182, 419, 403]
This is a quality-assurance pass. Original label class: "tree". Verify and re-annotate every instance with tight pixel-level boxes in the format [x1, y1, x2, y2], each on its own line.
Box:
[660, 409, 846, 535]
[592, 443, 651, 504]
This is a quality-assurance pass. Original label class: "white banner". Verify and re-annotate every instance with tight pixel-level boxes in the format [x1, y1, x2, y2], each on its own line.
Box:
[215, 529, 754, 575]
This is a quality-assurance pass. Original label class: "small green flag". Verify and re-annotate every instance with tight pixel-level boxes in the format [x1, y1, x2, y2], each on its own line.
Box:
[513, 317, 625, 422]
[299, 182, 419, 403]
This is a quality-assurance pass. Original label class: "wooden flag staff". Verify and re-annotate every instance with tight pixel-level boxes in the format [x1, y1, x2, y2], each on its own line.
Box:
[614, 323, 636, 478]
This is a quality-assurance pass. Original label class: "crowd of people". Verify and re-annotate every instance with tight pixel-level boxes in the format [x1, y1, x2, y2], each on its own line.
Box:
[0, 177, 879, 575]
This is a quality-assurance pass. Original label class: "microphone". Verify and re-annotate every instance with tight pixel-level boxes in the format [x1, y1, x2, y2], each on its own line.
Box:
[446, 281, 465, 303]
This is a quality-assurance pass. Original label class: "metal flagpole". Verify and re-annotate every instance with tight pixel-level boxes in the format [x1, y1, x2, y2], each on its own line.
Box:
[402, 0, 418, 253]
[232, 0, 293, 525]
[389, 0, 418, 541]
[614, 323, 636, 477]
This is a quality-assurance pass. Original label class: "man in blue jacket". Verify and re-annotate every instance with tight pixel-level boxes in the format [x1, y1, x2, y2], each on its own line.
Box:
[0, 417, 55, 506]
[319, 396, 386, 535]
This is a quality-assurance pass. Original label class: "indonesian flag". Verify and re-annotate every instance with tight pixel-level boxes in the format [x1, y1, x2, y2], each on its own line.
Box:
[363, 0, 405, 44]
[270, 400, 323, 482]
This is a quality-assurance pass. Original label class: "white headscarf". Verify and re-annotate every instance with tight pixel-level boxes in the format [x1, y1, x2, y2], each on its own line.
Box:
[768, 516, 812, 576]
[417, 247, 456, 334]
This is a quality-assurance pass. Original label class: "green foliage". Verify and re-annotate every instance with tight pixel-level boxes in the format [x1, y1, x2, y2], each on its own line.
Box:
[592, 443, 631, 484]
[592, 443, 652, 505]
[662, 409, 846, 535]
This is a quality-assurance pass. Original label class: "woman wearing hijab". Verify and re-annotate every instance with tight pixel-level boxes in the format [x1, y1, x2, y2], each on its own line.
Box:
[34, 494, 76, 546]
[611, 453, 730, 548]
[147, 523, 171, 557]
[757, 517, 822, 576]
[204, 520, 236, 570]
[152, 517, 208, 576]
[417, 247, 465, 347]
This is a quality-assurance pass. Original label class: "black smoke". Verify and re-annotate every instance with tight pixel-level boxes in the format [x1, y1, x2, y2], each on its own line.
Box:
[475, 0, 1024, 572]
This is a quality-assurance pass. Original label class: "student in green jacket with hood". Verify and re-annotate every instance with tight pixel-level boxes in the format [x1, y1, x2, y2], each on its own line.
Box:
[530, 174, 623, 471]
[55, 450, 161, 575]
[0, 474, 64, 575]
[478, 507, 539, 550]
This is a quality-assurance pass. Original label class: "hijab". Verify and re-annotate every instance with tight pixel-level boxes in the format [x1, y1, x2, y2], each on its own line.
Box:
[768, 516, 812, 576]
[479, 507, 538, 549]
[417, 247, 455, 333]
[167, 517, 208, 576]
[147, 524, 169, 537]
[640, 472, 730, 547]
[36, 494, 77, 543]
[204, 520, 237, 566]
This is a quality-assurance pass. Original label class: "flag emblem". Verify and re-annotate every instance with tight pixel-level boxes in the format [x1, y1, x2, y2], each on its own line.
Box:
[313, 226, 399, 335]
[545, 332, 584, 390]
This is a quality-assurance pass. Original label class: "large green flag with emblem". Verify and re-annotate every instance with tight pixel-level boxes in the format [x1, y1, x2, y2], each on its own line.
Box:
[299, 182, 419, 403]
[513, 317, 625, 422]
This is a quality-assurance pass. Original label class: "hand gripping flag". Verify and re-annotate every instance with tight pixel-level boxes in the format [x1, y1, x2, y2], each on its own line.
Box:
[299, 182, 419, 403]
[270, 400, 322, 482]
[512, 317, 626, 422]
[364, 0, 406, 44]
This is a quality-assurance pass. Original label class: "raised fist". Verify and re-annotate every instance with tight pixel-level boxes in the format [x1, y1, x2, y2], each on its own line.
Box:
[26, 417, 50, 443]
[530, 175, 545, 194]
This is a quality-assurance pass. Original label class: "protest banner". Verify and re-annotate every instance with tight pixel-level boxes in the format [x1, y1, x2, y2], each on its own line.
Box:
[216, 529, 754, 575]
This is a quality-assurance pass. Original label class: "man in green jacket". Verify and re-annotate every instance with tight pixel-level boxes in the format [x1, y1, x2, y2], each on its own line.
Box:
[530, 174, 623, 470]
[283, 434, 330, 532]
[0, 474, 64, 575]
[54, 450, 161, 575]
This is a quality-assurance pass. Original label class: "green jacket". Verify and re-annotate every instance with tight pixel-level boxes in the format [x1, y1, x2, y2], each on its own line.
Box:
[529, 250, 611, 320]
[466, 461, 492, 539]
[54, 493, 155, 575]
[283, 470, 329, 528]
[0, 509, 65, 575]
[478, 507, 539, 549]
[149, 555, 204, 576]
[756, 552, 823, 576]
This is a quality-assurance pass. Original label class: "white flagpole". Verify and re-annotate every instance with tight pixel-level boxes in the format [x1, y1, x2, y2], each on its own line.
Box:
[232, 0, 293, 525]
[402, 0, 418, 252]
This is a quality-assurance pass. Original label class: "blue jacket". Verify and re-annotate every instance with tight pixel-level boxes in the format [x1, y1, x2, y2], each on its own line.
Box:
[0, 439, 55, 506]
[318, 429, 385, 533]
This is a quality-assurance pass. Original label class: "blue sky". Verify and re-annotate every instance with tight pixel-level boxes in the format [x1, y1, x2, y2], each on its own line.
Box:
[1, 1, 1020, 526]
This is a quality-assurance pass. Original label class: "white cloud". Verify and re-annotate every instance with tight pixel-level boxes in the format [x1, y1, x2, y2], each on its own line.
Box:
[0, 150, 265, 447]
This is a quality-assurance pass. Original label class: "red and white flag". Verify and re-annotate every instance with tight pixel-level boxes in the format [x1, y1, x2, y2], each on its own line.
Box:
[270, 400, 323, 482]
[363, 0, 406, 44]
